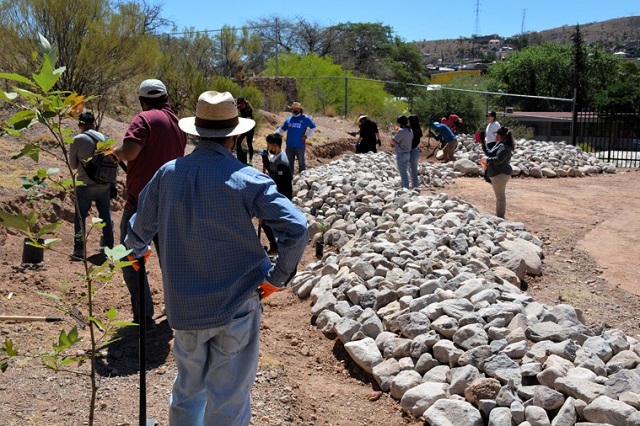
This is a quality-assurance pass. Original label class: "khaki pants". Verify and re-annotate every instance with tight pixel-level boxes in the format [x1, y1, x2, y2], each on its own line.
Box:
[442, 140, 458, 162]
[489, 173, 511, 218]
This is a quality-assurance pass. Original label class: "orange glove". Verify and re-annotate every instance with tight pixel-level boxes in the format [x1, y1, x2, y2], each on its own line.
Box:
[258, 282, 281, 300]
[127, 249, 152, 271]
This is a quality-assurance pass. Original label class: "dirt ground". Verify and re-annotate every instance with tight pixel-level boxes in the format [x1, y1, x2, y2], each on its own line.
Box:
[1, 112, 640, 425]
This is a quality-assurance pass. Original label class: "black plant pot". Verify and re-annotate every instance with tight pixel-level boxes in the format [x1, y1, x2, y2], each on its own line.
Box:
[315, 240, 324, 258]
[22, 238, 44, 263]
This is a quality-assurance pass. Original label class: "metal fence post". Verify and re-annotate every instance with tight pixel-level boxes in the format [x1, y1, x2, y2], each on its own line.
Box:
[571, 87, 577, 146]
[344, 77, 348, 117]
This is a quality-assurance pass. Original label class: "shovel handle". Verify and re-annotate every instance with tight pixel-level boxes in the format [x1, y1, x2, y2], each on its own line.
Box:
[0, 315, 63, 322]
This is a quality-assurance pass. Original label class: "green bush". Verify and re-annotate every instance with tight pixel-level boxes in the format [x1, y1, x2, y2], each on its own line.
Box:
[263, 53, 404, 122]
[412, 88, 486, 135]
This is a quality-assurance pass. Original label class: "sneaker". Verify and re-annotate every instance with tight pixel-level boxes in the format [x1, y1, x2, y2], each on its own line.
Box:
[69, 249, 83, 261]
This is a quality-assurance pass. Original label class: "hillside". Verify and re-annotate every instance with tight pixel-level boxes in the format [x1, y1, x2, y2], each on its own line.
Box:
[414, 16, 640, 66]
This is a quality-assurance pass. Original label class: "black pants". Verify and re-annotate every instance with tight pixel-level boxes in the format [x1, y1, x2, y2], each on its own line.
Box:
[236, 128, 255, 164]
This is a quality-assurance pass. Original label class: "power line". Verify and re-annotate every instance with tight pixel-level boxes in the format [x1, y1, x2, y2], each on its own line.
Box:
[164, 23, 276, 37]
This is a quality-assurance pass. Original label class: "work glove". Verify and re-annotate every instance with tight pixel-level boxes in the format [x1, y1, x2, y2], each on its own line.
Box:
[258, 282, 281, 300]
[260, 149, 269, 170]
[127, 248, 152, 271]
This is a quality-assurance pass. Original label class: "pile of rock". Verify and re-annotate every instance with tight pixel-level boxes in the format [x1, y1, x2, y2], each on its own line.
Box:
[452, 135, 618, 178]
[290, 153, 639, 425]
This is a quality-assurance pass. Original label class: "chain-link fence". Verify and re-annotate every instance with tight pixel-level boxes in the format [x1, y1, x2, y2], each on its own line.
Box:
[282, 75, 639, 167]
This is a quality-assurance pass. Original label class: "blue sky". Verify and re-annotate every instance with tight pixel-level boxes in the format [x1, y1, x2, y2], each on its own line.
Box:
[159, 0, 637, 42]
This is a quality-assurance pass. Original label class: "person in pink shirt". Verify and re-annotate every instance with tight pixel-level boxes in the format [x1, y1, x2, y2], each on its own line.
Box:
[441, 111, 463, 135]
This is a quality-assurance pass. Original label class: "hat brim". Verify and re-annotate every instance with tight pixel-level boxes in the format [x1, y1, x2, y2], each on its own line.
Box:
[178, 117, 255, 137]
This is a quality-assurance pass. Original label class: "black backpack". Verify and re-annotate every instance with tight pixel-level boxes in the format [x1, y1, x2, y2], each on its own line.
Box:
[81, 131, 118, 184]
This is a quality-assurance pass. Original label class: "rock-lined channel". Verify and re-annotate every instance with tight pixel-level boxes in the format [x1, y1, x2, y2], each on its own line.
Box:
[288, 146, 638, 425]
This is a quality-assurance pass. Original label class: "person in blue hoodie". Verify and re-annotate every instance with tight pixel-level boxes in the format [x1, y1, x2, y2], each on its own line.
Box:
[275, 102, 316, 175]
[430, 121, 458, 162]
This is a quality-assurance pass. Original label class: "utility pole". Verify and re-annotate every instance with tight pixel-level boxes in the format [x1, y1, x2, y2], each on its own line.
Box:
[473, 0, 481, 36]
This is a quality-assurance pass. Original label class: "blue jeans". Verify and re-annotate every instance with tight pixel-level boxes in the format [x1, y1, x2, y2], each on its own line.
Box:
[120, 207, 154, 324]
[396, 151, 411, 189]
[73, 184, 114, 251]
[285, 146, 306, 174]
[409, 147, 420, 189]
[169, 295, 262, 426]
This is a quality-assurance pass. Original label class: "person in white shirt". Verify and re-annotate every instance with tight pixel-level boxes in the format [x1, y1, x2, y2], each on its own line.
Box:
[485, 111, 501, 150]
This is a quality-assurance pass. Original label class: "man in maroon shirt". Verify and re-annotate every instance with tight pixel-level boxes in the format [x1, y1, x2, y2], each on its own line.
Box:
[112, 79, 187, 331]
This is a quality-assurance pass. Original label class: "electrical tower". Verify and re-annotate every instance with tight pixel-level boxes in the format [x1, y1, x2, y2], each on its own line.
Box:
[473, 0, 481, 36]
[521, 9, 527, 33]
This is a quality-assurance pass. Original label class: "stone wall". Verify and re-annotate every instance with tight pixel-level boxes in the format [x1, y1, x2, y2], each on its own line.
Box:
[247, 77, 297, 113]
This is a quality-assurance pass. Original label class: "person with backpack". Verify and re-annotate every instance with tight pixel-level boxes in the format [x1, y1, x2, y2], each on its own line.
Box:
[68, 111, 115, 260]
[408, 114, 422, 189]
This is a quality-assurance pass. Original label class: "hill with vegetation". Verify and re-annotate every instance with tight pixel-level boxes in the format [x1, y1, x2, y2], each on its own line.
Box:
[414, 16, 640, 65]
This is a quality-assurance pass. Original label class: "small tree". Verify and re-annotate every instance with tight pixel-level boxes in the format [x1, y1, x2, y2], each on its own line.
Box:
[0, 35, 133, 426]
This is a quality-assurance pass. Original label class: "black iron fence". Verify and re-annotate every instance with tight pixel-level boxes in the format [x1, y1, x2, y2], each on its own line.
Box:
[575, 106, 640, 167]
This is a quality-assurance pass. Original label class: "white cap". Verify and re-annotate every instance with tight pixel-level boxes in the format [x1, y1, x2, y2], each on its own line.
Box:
[138, 79, 167, 98]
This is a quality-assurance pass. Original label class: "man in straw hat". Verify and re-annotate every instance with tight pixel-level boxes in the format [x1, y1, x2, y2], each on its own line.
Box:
[125, 91, 308, 425]
[275, 101, 316, 174]
[112, 78, 187, 333]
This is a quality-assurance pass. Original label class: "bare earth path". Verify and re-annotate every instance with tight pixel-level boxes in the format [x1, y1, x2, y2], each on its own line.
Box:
[438, 168, 640, 337]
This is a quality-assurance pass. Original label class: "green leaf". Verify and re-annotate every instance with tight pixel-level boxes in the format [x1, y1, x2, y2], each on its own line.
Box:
[0, 210, 32, 234]
[105, 307, 118, 321]
[89, 317, 106, 331]
[97, 338, 121, 350]
[90, 217, 104, 225]
[0, 91, 18, 102]
[0, 73, 36, 87]
[11, 143, 40, 162]
[37, 221, 62, 238]
[68, 326, 79, 343]
[41, 355, 59, 371]
[35, 291, 62, 302]
[43, 238, 60, 248]
[105, 245, 131, 261]
[2, 339, 18, 357]
[57, 330, 71, 349]
[111, 320, 137, 328]
[33, 53, 60, 92]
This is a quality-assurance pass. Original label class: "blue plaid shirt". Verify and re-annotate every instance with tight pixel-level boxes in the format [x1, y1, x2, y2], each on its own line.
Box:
[125, 142, 308, 330]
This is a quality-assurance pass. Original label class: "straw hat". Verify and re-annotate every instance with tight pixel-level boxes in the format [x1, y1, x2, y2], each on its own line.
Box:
[179, 91, 255, 138]
[289, 102, 303, 110]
